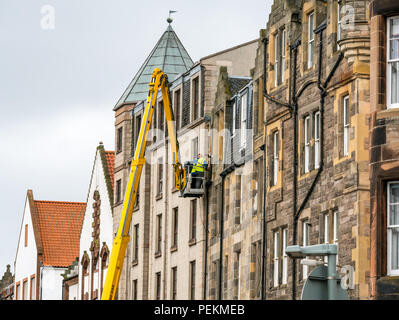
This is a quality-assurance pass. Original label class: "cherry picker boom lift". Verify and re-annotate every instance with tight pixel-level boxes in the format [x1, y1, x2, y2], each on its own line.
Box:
[101, 68, 203, 300]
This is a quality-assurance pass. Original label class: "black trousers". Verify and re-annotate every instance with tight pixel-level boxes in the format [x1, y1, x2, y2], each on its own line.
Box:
[192, 172, 204, 189]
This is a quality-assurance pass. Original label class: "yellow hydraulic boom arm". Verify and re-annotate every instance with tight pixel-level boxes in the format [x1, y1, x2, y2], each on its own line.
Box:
[101, 68, 186, 300]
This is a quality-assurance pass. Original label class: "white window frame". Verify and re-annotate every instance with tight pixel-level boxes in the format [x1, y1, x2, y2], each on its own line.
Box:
[324, 212, 329, 263]
[31, 277, 36, 300]
[387, 16, 399, 109]
[303, 221, 309, 280]
[314, 111, 320, 169]
[324, 213, 329, 244]
[273, 231, 279, 287]
[274, 33, 279, 87]
[240, 92, 248, 148]
[281, 29, 286, 83]
[388, 182, 399, 276]
[282, 228, 288, 285]
[337, 1, 341, 50]
[240, 175, 243, 224]
[237, 251, 241, 299]
[232, 101, 237, 136]
[304, 116, 310, 173]
[333, 210, 339, 264]
[343, 95, 350, 156]
[273, 131, 279, 186]
[308, 12, 315, 69]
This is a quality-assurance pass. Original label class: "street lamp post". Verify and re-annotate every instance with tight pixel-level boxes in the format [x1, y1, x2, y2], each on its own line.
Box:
[285, 244, 345, 300]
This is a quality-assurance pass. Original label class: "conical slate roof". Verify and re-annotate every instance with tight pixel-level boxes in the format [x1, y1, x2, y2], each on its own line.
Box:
[115, 24, 193, 109]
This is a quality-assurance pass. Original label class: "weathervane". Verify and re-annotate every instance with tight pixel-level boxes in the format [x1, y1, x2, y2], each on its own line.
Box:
[167, 10, 177, 24]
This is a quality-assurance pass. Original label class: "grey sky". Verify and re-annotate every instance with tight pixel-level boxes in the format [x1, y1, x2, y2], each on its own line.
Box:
[0, 0, 272, 273]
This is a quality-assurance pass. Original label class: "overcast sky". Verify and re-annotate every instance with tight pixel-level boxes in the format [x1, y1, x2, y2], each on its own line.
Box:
[0, 0, 272, 273]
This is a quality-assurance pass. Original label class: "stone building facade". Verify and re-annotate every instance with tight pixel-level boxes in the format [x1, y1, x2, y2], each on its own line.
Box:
[369, 0, 399, 300]
[206, 67, 262, 300]
[112, 20, 258, 299]
[248, 0, 372, 300]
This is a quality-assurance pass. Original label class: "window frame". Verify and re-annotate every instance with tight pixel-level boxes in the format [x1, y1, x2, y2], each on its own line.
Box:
[240, 91, 248, 148]
[157, 158, 163, 197]
[189, 261, 196, 300]
[304, 115, 311, 173]
[116, 126, 123, 154]
[172, 207, 178, 249]
[30, 275, 36, 300]
[337, 1, 342, 50]
[116, 179, 122, 204]
[24, 224, 28, 247]
[387, 16, 399, 109]
[156, 214, 162, 255]
[274, 32, 279, 87]
[236, 251, 241, 299]
[22, 278, 28, 300]
[133, 224, 139, 263]
[273, 230, 279, 287]
[302, 220, 310, 280]
[174, 88, 181, 131]
[314, 111, 320, 169]
[192, 76, 200, 121]
[281, 29, 286, 83]
[388, 182, 399, 276]
[190, 199, 197, 242]
[307, 12, 315, 69]
[171, 266, 177, 300]
[343, 95, 350, 156]
[273, 130, 279, 186]
[282, 228, 288, 285]
[155, 272, 161, 300]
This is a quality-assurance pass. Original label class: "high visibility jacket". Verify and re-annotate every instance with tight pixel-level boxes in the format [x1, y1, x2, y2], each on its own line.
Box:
[192, 157, 207, 173]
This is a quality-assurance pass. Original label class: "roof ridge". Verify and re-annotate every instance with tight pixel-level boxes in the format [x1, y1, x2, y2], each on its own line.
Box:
[34, 200, 86, 205]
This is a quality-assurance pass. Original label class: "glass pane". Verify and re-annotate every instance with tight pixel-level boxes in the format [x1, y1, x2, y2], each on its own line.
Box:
[390, 183, 399, 203]
[391, 228, 399, 270]
[344, 98, 349, 125]
[390, 205, 399, 226]
[390, 40, 399, 60]
[309, 14, 314, 40]
[391, 62, 399, 105]
[390, 18, 399, 38]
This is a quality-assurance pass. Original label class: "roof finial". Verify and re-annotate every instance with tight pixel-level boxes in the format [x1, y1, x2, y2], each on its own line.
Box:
[167, 10, 177, 24]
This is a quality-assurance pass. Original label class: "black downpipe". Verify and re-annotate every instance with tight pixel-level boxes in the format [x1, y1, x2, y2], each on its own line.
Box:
[290, 40, 300, 300]
[219, 175, 224, 300]
[203, 176, 212, 300]
[260, 143, 267, 300]
[262, 35, 299, 300]
[218, 164, 234, 299]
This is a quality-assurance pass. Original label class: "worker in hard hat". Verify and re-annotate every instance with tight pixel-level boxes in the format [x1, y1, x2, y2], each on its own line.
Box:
[191, 153, 207, 189]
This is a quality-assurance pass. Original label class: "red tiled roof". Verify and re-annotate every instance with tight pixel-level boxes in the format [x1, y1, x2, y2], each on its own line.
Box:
[104, 151, 115, 190]
[34, 200, 86, 267]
